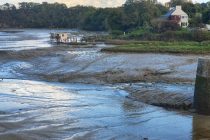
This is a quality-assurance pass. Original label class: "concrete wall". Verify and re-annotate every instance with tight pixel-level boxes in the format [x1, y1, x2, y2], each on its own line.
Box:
[194, 58, 210, 115]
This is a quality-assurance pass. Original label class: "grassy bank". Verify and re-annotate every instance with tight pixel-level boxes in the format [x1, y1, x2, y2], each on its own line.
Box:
[109, 28, 210, 41]
[101, 41, 210, 54]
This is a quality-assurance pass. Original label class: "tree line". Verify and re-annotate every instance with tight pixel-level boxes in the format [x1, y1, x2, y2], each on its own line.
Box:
[0, 0, 209, 32]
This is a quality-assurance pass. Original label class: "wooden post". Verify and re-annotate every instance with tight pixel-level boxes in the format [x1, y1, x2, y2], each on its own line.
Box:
[194, 58, 210, 115]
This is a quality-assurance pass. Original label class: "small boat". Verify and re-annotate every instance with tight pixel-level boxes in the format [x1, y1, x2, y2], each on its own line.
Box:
[50, 32, 87, 45]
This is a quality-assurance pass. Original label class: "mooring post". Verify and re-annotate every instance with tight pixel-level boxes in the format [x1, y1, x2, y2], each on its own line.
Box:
[194, 58, 210, 115]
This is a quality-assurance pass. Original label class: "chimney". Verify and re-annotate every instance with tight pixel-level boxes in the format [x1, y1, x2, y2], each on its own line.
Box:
[176, 5, 182, 10]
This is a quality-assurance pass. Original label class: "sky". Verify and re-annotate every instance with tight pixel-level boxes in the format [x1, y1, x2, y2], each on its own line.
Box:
[0, 0, 209, 8]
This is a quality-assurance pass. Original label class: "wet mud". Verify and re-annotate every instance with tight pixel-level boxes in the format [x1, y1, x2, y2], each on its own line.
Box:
[0, 79, 208, 140]
[0, 42, 203, 109]
[125, 83, 194, 110]
[1, 29, 210, 139]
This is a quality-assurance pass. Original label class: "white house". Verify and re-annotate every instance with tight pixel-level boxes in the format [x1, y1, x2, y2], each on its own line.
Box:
[0, 5, 7, 10]
[0, 4, 15, 10]
[206, 24, 210, 31]
[163, 6, 189, 28]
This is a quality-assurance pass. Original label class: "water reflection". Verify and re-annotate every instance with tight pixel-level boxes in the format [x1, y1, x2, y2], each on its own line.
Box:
[122, 99, 193, 140]
[193, 115, 210, 140]
[0, 29, 51, 50]
[1, 79, 210, 139]
[0, 29, 106, 50]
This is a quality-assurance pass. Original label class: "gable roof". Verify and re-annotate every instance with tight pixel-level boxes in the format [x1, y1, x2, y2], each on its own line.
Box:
[163, 7, 176, 19]
[171, 6, 188, 16]
[162, 6, 188, 19]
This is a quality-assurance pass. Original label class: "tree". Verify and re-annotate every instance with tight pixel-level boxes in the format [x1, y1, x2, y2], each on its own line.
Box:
[0, 1, 209, 31]
[151, 19, 180, 33]
[182, 2, 196, 18]
[203, 9, 210, 24]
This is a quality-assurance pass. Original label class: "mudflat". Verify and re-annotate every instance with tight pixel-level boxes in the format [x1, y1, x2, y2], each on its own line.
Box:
[0, 29, 210, 139]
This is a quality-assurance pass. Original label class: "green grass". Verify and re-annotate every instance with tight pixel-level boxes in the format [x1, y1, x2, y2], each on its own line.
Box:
[101, 41, 210, 54]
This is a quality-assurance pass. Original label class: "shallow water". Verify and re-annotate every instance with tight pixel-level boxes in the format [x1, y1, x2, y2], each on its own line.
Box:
[0, 29, 107, 51]
[0, 29, 51, 50]
[0, 80, 195, 139]
[0, 29, 209, 140]
[0, 29, 77, 50]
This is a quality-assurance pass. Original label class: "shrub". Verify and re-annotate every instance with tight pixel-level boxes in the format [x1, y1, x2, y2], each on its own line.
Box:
[191, 30, 210, 42]
[110, 30, 124, 36]
[200, 40, 210, 46]
[151, 19, 181, 33]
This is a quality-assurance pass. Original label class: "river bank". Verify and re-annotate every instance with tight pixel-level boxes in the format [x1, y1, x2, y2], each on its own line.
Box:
[101, 40, 210, 54]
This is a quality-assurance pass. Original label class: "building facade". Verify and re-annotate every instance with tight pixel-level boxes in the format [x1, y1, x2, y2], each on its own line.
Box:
[163, 6, 189, 28]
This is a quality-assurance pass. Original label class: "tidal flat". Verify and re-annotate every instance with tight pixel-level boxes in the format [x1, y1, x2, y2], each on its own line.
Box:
[0, 29, 210, 140]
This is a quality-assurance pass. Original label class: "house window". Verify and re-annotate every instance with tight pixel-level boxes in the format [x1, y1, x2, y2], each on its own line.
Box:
[181, 22, 187, 26]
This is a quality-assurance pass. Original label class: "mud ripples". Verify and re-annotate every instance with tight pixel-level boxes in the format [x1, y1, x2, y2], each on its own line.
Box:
[0, 79, 200, 140]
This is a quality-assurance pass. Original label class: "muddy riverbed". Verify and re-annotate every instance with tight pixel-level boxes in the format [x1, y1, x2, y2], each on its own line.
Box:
[0, 79, 210, 140]
[0, 29, 210, 139]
